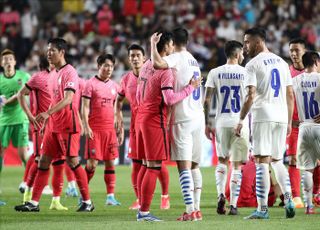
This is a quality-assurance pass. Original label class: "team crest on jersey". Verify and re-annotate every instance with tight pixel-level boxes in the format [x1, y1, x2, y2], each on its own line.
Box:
[17, 79, 22, 85]
[67, 82, 75, 87]
[91, 149, 96, 154]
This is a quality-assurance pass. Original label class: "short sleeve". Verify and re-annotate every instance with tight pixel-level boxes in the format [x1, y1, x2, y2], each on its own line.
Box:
[245, 63, 257, 87]
[82, 80, 93, 99]
[160, 69, 174, 89]
[25, 73, 38, 91]
[163, 53, 179, 69]
[205, 69, 216, 88]
[285, 64, 293, 86]
[63, 69, 78, 93]
[118, 77, 126, 96]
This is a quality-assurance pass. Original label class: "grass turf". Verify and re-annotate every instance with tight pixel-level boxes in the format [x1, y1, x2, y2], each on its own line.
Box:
[0, 165, 319, 230]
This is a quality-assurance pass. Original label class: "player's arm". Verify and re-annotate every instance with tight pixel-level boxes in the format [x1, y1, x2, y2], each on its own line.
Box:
[36, 89, 74, 122]
[203, 86, 216, 140]
[81, 97, 93, 139]
[286, 85, 294, 136]
[150, 33, 169, 69]
[114, 94, 125, 145]
[17, 85, 40, 129]
[3, 93, 18, 105]
[235, 85, 256, 136]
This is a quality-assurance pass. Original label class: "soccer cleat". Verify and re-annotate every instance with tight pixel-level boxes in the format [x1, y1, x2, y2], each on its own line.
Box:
[66, 187, 78, 197]
[42, 185, 53, 195]
[244, 210, 269, 219]
[137, 212, 162, 221]
[177, 211, 197, 221]
[313, 194, 320, 207]
[292, 197, 304, 208]
[129, 199, 140, 210]
[15, 202, 40, 212]
[217, 194, 226, 215]
[285, 199, 296, 218]
[0, 200, 6, 206]
[23, 190, 32, 203]
[106, 195, 121, 206]
[77, 202, 94, 212]
[228, 205, 238, 215]
[305, 206, 316, 214]
[78, 196, 83, 207]
[160, 196, 170, 210]
[195, 210, 203, 220]
[18, 182, 26, 194]
[49, 200, 68, 211]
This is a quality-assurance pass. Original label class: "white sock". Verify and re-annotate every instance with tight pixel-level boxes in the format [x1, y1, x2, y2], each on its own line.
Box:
[271, 160, 292, 203]
[191, 168, 202, 211]
[229, 169, 242, 207]
[25, 186, 32, 192]
[107, 193, 114, 197]
[30, 200, 39, 206]
[83, 200, 92, 205]
[302, 171, 313, 207]
[52, 196, 60, 201]
[215, 163, 227, 196]
[256, 163, 270, 212]
[68, 180, 76, 188]
[179, 170, 194, 213]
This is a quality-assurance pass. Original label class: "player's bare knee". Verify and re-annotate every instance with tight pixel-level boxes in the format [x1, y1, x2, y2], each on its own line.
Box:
[38, 155, 51, 168]
[104, 160, 114, 168]
[147, 160, 162, 168]
[67, 156, 79, 168]
[288, 155, 297, 166]
[218, 157, 229, 165]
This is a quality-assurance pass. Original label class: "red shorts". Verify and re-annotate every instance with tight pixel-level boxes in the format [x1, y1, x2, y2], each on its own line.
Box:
[41, 130, 80, 159]
[127, 130, 138, 159]
[136, 122, 169, 161]
[286, 127, 299, 156]
[32, 131, 43, 157]
[85, 130, 119, 161]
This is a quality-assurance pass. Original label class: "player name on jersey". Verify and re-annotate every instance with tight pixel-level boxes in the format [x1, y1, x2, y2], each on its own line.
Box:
[218, 73, 245, 80]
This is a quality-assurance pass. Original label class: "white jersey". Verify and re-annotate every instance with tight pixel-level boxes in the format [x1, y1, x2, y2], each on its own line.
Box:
[245, 52, 292, 123]
[292, 72, 320, 127]
[205, 64, 249, 128]
[164, 50, 203, 124]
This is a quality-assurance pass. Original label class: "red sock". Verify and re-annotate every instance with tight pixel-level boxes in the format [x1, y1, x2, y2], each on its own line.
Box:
[137, 165, 147, 202]
[85, 165, 95, 183]
[72, 164, 90, 200]
[140, 167, 161, 212]
[131, 160, 142, 198]
[158, 163, 169, 195]
[32, 168, 50, 202]
[23, 154, 36, 182]
[288, 165, 301, 197]
[104, 166, 116, 194]
[313, 165, 320, 194]
[52, 160, 65, 197]
[26, 160, 38, 187]
[65, 162, 75, 182]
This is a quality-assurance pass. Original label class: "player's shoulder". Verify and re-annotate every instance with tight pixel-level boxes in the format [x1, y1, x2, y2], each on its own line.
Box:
[16, 69, 31, 78]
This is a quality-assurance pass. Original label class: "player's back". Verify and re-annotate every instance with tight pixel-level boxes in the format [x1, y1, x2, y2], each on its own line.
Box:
[164, 50, 203, 123]
[292, 72, 320, 126]
[206, 64, 248, 128]
[246, 52, 292, 123]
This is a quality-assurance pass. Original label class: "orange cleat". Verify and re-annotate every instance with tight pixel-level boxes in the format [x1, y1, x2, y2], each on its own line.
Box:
[129, 199, 140, 210]
[177, 211, 197, 221]
[160, 195, 170, 210]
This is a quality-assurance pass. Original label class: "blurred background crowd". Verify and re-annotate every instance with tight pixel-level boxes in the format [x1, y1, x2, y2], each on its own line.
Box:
[0, 0, 319, 82]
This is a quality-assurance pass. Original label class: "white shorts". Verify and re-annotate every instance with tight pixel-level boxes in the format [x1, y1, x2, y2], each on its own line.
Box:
[215, 126, 249, 162]
[252, 122, 287, 160]
[170, 116, 205, 164]
[297, 125, 320, 170]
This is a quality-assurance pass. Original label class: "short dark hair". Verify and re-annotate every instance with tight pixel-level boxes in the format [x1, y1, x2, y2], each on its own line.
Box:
[1, 48, 15, 58]
[127, 44, 145, 56]
[48, 38, 68, 52]
[244, 27, 267, 41]
[172, 27, 188, 46]
[97, 53, 115, 66]
[224, 40, 243, 58]
[302, 51, 320, 68]
[289, 38, 307, 47]
[156, 31, 174, 53]
[39, 55, 49, 70]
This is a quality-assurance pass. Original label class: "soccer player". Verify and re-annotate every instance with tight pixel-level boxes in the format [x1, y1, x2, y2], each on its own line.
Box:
[235, 27, 295, 219]
[82, 53, 121, 206]
[17, 55, 67, 210]
[115, 44, 171, 210]
[204, 40, 249, 215]
[136, 31, 200, 221]
[151, 27, 204, 221]
[292, 51, 320, 214]
[14, 38, 93, 212]
[0, 49, 30, 204]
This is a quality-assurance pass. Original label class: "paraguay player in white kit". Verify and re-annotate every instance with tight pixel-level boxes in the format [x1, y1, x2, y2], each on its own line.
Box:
[151, 27, 204, 221]
[235, 27, 295, 219]
[204, 40, 249, 216]
[292, 51, 320, 215]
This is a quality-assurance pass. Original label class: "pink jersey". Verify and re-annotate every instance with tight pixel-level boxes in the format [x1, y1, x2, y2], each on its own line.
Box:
[136, 60, 174, 126]
[289, 65, 304, 122]
[48, 64, 80, 133]
[83, 76, 119, 131]
[119, 71, 139, 130]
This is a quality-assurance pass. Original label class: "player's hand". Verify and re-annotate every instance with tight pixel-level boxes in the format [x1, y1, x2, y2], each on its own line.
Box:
[114, 114, 123, 133]
[0, 95, 7, 108]
[117, 126, 124, 145]
[150, 32, 162, 45]
[84, 126, 94, 139]
[189, 75, 202, 89]
[40, 124, 46, 136]
[205, 125, 215, 140]
[234, 123, 243, 137]
[286, 123, 292, 137]
[28, 115, 41, 130]
[314, 114, 320, 124]
[36, 111, 49, 123]
[79, 121, 84, 136]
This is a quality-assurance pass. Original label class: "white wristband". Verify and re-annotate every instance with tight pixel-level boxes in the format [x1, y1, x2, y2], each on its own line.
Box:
[238, 119, 244, 125]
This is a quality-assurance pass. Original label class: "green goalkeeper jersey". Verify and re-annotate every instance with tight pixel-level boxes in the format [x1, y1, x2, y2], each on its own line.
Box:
[0, 70, 30, 126]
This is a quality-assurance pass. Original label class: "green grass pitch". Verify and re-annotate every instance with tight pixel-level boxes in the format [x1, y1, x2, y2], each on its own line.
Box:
[0, 165, 319, 230]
